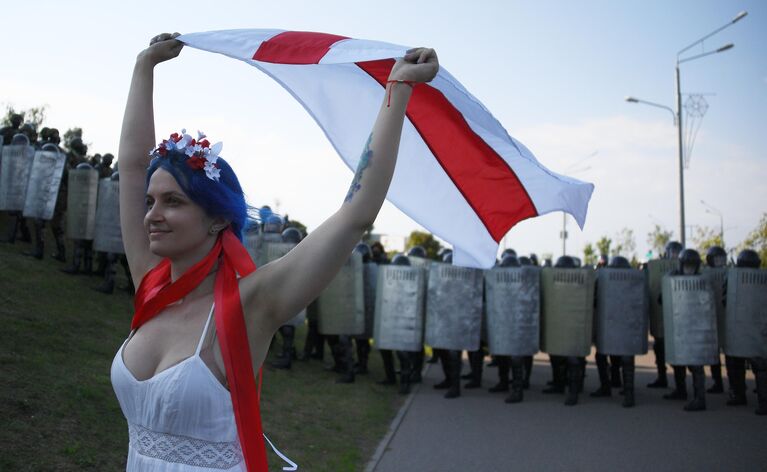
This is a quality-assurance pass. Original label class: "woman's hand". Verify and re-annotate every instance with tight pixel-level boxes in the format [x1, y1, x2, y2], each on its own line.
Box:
[138, 32, 184, 66]
[388, 47, 439, 83]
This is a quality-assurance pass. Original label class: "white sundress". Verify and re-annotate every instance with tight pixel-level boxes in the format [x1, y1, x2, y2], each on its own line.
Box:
[111, 305, 247, 471]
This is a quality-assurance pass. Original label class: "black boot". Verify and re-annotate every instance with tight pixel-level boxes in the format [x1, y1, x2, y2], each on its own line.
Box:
[397, 351, 413, 395]
[51, 230, 66, 262]
[543, 356, 565, 394]
[647, 338, 668, 388]
[523, 355, 533, 389]
[564, 358, 581, 406]
[590, 353, 612, 397]
[578, 357, 586, 393]
[61, 241, 83, 274]
[622, 356, 636, 408]
[379, 349, 397, 386]
[487, 356, 498, 367]
[23, 220, 45, 259]
[708, 361, 724, 393]
[335, 336, 355, 383]
[505, 357, 525, 403]
[325, 336, 343, 373]
[663, 366, 688, 400]
[433, 349, 451, 389]
[355, 338, 370, 374]
[752, 358, 767, 416]
[725, 356, 747, 406]
[445, 350, 461, 399]
[489, 356, 510, 393]
[684, 366, 706, 411]
[610, 355, 622, 388]
[271, 325, 295, 370]
[427, 348, 442, 364]
[93, 253, 117, 294]
[82, 242, 94, 275]
[465, 349, 483, 389]
[411, 350, 423, 383]
[18, 216, 31, 242]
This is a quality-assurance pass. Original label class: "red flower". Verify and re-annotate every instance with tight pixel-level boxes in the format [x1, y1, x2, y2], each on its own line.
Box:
[158, 147, 167, 157]
[170, 133, 182, 143]
[186, 156, 206, 170]
[199, 139, 210, 148]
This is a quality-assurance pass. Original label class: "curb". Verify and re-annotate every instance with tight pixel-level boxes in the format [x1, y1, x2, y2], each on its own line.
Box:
[363, 363, 430, 472]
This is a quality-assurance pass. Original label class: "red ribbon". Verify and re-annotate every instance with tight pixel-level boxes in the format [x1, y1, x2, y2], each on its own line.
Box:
[131, 228, 268, 471]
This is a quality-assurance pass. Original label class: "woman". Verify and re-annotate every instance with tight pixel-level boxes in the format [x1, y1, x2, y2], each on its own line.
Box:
[110, 32, 438, 471]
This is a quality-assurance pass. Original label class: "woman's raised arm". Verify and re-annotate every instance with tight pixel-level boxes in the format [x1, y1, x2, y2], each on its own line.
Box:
[118, 33, 183, 286]
[242, 48, 439, 331]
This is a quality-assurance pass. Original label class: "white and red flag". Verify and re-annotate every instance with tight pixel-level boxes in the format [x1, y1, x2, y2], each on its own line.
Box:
[179, 29, 594, 268]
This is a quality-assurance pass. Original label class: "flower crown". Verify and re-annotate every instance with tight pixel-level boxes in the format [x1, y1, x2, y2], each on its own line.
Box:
[150, 129, 223, 181]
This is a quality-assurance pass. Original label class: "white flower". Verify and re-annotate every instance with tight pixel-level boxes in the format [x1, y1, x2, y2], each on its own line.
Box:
[204, 161, 221, 181]
[197, 130, 206, 140]
[210, 141, 223, 157]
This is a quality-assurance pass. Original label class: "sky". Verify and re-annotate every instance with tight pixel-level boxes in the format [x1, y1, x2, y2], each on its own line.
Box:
[2, 0, 765, 261]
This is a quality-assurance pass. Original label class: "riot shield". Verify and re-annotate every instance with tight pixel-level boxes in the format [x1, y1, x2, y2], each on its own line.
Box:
[540, 268, 596, 357]
[93, 179, 124, 254]
[244, 228, 260, 263]
[408, 256, 431, 270]
[661, 276, 719, 366]
[723, 268, 767, 358]
[424, 264, 483, 351]
[0, 134, 35, 211]
[373, 264, 426, 351]
[22, 144, 66, 220]
[647, 259, 678, 338]
[256, 240, 296, 268]
[65, 166, 99, 240]
[595, 268, 648, 356]
[317, 252, 365, 335]
[358, 263, 379, 338]
[483, 266, 540, 356]
[285, 308, 307, 328]
[702, 267, 727, 350]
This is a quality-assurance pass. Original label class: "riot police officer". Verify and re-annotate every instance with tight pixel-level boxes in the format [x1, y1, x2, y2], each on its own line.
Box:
[647, 241, 684, 388]
[405, 246, 428, 383]
[591, 256, 643, 407]
[723, 249, 767, 415]
[486, 253, 532, 404]
[271, 227, 304, 370]
[432, 251, 464, 399]
[662, 249, 709, 411]
[705, 245, 728, 394]
[542, 255, 589, 406]
[353, 242, 374, 376]
[517, 255, 535, 388]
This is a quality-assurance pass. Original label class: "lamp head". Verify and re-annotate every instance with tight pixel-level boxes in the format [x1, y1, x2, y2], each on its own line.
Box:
[732, 11, 747, 23]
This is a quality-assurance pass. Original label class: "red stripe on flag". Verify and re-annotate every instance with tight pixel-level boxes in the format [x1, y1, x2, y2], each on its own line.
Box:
[253, 31, 349, 64]
[356, 59, 538, 242]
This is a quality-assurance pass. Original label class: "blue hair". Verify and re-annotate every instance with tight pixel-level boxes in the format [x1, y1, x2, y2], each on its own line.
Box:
[146, 149, 251, 241]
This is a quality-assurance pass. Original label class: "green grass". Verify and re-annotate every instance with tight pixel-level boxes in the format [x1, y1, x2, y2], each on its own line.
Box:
[0, 217, 403, 471]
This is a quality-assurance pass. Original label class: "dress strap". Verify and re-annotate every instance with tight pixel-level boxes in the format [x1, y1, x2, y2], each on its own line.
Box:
[195, 304, 216, 355]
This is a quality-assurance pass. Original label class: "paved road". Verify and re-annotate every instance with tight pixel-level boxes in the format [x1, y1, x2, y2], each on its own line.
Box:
[369, 352, 765, 472]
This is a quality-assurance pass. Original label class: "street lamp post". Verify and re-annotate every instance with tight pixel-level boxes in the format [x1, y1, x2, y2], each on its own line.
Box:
[626, 11, 746, 247]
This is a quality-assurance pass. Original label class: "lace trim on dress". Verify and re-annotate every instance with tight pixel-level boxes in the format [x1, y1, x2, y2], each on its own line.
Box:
[129, 422, 243, 469]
